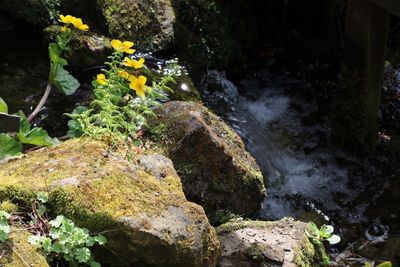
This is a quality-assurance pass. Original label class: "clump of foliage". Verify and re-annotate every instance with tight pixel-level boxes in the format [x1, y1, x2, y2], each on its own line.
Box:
[28, 215, 106, 267]
[0, 193, 106, 266]
[365, 261, 392, 267]
[67, 39, 173, 146]
[0, 109, 58, 160]
[306, 222, 341, 245]
[0, 210, 11, 242]
[0, 14, 89, 160]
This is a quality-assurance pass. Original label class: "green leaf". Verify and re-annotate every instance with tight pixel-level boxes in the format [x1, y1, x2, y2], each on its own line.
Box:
[50, 63, 80, 96]
[321, 225, 334, 235]
[376, 262, 392, 267]
[49, 43, 67, 66]
[0, 97, 8, 113]
[326, 234, 341, 245]
[38, 205, 47, 216]
[90, 261, 101, 267]
[0, 133, 22, 160]
[37, 192, 49, 204]
[18, 111, 59, 146]
[74, 247, 91, 263]
[93, 234, 107, 245]
[0, 211, 10, 220]
[66, 106, 88, 138]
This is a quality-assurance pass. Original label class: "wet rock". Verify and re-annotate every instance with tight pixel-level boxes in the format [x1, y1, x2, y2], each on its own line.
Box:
[0, 228, 49, 267]
[154, 101, 265, 216]
[217, 219, 328, 267]
[97, 0, 176, 51]
[0, 138, 220, 267]
[44, 25, 112, 69]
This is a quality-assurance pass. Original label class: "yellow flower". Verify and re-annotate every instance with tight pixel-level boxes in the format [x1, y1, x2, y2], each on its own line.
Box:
[59, 15, 75, 25]
[111, 40, 135, 54]
[123, 57, 145, 69]
[96, 74, 107, 85]
[72, 17, 89, 31]
[129, 75, 147, 97]
[118, 70, 130, 80]
[58, 15, 89, 31]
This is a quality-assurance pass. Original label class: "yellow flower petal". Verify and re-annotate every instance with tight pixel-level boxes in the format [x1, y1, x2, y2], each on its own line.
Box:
[72, 18, 89, 31]
[118, 70, 130, 80]
[129, 75, 147, 97]
[123, 57, 145, 69]
[111, 39, 123, 51]
[96, 74, 107, 85]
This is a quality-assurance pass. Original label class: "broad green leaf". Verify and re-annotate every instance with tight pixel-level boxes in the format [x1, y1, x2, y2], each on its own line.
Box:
[0, 97, 8, 113]
[37, 191, 49, 203]
[49, 43, 68, 66]
[75, 247, 91, 263]
[49, 215, 65, 228]
[37, 205, 47, 216]
[376, 262, 392, 267]
[326, 234, 341, 245]
[0, 133, 22, 160]
[51, 63, 80, 96]
[18, 111, 59, 146]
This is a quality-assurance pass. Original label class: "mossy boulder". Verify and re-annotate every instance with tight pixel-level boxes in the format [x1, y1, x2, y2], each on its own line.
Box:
[97, 0, 175, 51]
[217, 219, 329, 267]
[0, 228, 49, 267]
[0, 138, 220, 267]
[153, 101, 265, 217]
[44, 25, 112, 68]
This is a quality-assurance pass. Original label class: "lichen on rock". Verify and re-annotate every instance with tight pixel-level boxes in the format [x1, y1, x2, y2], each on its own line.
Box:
[0, 138, 220, 267]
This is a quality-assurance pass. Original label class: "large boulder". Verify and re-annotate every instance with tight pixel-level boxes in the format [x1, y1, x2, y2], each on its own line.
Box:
[153, 101, 265, 217]
[97, 0, 176, 51]
[0, 228, 49, 267]
[217, 219, 328, 267]
[0, 138, 220, 267]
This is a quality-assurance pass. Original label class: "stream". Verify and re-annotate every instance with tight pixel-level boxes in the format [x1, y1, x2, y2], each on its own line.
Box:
[200, 63, 400, 264]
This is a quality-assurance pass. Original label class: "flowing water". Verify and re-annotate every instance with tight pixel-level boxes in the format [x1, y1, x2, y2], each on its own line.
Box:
[200, 64, 400, 264]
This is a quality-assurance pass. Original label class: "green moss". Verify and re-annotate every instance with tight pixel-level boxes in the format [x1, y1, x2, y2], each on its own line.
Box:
[293, 227, 330, 267]
[0, 228, 49, 267]
[0, 201, 18, 213]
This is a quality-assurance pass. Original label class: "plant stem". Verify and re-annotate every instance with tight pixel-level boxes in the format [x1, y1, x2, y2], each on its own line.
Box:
[28, 82, 52, 123]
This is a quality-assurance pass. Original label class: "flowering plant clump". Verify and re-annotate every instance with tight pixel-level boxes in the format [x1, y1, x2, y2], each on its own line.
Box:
[0, 14, 88, 160]
[67, 39, 174, 149]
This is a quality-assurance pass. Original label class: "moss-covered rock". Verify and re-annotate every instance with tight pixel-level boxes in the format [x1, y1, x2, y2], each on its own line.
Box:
[44, 25, 112, 68]
[0, 138, 220, 267]
[0, 228, 49, 267]
[97, 0, 175, 51]
[217, 219, 329, 267]
[153, 101, 265, 217]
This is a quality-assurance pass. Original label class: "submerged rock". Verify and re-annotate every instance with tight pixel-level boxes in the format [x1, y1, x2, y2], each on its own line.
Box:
[44, 25, 112, 68]
[217, 219, 328, 267]
[0, 138, 220, 267]
[154, 101, 266, 217]
[97, 0, 176, 51]
[0, 228, 49, 267]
